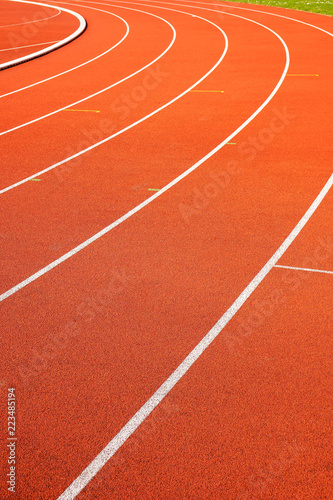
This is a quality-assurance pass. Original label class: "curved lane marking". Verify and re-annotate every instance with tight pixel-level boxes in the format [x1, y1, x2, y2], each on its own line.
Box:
[1, 0, 289, 194]
[1, 4, 331, 499]
[0, 4, 286, 307]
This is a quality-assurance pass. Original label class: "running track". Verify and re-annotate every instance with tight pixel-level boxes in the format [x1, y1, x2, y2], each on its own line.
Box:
[0, 0, 332, 498]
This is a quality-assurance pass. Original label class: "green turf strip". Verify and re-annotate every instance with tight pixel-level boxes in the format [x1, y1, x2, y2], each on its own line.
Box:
[219, 0, 333, 17]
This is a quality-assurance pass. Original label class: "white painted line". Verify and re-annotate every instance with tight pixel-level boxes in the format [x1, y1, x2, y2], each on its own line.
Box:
[0, 7, 60, 28]
[0, 0, 86, 70]
[275, 264, 333, 275]
[0, 2, 128, 98]
[0, 41, 60, 52]
[57, 171, 333, 499]
[0, 4, 176, 137]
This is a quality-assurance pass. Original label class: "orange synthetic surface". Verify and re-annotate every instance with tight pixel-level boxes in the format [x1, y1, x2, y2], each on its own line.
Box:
[0, 0, 332, 499]
[0, 0, 79, 65]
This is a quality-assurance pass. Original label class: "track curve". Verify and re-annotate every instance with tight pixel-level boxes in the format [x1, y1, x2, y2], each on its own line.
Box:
[0, 1, 332, 499]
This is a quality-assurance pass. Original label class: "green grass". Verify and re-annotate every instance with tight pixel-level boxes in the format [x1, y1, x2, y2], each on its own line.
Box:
[219, 0, 333, 17]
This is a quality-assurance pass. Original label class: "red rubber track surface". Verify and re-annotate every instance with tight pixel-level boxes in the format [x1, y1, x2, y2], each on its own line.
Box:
[0, 0, 332, 499]
[0, 0, 80, 65]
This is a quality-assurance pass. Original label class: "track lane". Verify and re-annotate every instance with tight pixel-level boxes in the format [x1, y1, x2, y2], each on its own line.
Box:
[0, 11, 229, 297]
[0, 5, 179, 190]
[0, 0, 187, 135]
[179, 0, 333, 34]
[0, 3, 132, 128]
[0, 3, 60, 26]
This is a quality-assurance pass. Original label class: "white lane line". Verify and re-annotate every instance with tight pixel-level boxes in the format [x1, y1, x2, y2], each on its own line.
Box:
[0, 3, 129, 99]
[57, 174, 333, 499]
[0, 40, 60, 52]
[0, 0, 86, 70]
[275, 264, 333, 275]
[0, 7, 60, 28]
[0, 3, 175, 137]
